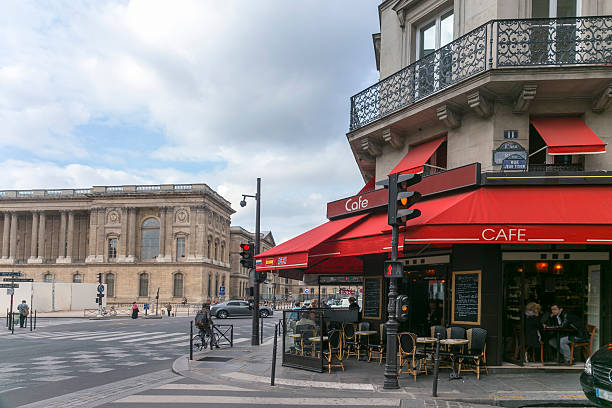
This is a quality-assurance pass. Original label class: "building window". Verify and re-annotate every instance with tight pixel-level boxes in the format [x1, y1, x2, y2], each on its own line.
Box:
[207, 238, 212, 258]
[220, 243, 225, 262]
[417, 10, 454, 59]
[141, 218, 160, 260]
[215, 276, 219, 296]
[208, 275, 212, 297]
[173, 273, 184, 297]
[139, 273, 149, 297]
[44, 273, 53, 282]
[214, 242, 218, 260]
[105, 273, 115, 298]
[73, 273, 82, 283]
[108, 238, 117, 259]
[532, 0, 579, 18]
[176, 237, 186, 259]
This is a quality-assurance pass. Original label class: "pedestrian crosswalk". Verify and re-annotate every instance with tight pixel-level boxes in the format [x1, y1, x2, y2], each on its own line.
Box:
[3, 330, 191, 346]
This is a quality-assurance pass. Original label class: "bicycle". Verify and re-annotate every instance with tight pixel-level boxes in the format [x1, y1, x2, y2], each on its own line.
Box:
[192, 327, 217, 351]
[101, 306, 117, 317]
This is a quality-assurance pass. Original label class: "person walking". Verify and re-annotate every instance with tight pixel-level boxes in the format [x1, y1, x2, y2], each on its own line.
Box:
[131, 302, 139, 319]
[166, 303, 172, 317]
[17, 300, 29, 328]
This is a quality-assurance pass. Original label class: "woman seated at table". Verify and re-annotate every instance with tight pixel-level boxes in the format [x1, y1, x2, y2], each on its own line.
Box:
[524, 301, 542, 362]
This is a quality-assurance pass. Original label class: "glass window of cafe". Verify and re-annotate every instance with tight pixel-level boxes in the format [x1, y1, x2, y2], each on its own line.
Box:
[502, 260, 602, 364]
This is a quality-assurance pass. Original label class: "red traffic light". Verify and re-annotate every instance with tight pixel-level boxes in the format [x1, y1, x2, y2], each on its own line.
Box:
[240, 243, 251, 251]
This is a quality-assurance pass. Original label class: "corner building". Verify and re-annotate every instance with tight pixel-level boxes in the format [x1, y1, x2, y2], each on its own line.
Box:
[257, 0, 612, 370]
[0, 183, 233, 304]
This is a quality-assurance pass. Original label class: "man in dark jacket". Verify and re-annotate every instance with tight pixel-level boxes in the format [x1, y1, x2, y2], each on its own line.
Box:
[544, 304, 587, 364]
[195, 303, 218, 349]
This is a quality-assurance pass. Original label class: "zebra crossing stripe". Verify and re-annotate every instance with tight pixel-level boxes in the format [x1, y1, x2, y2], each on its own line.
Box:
[121, 333, 182, 343]
[147, 335, 188, 345]
[114, 395, 399, 405]
[96, 332, 167, 342]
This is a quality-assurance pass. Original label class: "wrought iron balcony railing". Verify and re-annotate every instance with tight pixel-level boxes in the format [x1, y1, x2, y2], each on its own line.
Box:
[350, 16, 612, 131]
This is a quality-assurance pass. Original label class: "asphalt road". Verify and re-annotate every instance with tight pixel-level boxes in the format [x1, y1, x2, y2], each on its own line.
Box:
[0, 314, 280, 408]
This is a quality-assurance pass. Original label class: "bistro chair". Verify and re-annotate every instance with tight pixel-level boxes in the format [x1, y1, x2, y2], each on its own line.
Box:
[458, 328, 488, 379]
[343, 323, 358, 359]
[323, 330, 344, 374]
[359, 321, 371, 331]
[296, 324, 316, 357]
[398, 332, 428, 381]
[430, 325, 447, 339]
[368, 323, 386, 364]
[570, 324, 597, 365]
[447, 326, 466, 340]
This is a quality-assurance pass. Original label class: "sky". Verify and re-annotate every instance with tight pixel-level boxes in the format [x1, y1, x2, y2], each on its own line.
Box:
[0, 0, 380, 243]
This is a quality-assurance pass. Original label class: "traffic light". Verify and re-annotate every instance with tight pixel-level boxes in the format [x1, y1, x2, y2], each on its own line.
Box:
[240, 243, 255, 269]
[379, 173, 422, 226]
[255, 269, 267, 283]
[384, 261, 403, 278]
[97, 272, 102, 284]
[396, 295, 410, 322]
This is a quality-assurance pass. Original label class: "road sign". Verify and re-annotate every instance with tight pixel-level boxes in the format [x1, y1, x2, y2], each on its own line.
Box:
[7, 288, 14, 295]
[0, 272, 21, 277]
[144, 303, 149, 310]
[219, 286, 225, 296]
[0, 283, 19, 288]
[97, 284, 105, 293]
[304, 289, 309, 294]
[2, 278, 33, 282]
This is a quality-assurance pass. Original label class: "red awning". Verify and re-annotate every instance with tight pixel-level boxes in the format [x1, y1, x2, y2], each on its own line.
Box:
[310, 185, 612, 255]
[254, 213, 367, 271]
[389, 135, 446, 175]
[357, 176, 375, 194]
[530, 117, 606, 155]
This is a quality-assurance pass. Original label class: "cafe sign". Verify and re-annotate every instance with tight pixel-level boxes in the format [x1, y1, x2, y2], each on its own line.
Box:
[493, 141, 527, 165]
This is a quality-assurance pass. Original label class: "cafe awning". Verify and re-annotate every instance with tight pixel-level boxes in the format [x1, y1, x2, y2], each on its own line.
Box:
[389, 135, 446, 175]
[530, 117, 606, 155]
[254, 213, 367, 272]
[310, 185, 612, 255]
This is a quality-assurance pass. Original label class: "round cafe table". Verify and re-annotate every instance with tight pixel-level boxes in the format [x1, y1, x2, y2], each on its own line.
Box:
[440, 339, 468, 380]
[355, 331, 377, 360]
[417, 337, 437, 344]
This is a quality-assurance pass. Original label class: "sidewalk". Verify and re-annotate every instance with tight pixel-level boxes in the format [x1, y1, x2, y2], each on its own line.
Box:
[172, 340, 591, 407]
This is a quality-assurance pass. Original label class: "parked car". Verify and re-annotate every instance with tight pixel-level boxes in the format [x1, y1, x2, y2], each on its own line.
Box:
[301, 300, 311, 308]
[210, 300, 273, 319]
[580, 343, 612, 406]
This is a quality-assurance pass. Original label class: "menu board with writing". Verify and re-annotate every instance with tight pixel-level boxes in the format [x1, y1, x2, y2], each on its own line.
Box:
[451, 270, 481, 325]
[362, 277, 382, 320]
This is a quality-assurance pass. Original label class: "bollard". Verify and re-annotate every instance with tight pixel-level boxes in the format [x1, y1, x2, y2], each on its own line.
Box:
[271, 323, 278, 386]
[230, 324, 234, 347]
[260, 316, 264, 344]
[30, 311, 32, 331]
[432, 333, 441, 397]
[34, 310, 37, 330]
[5, 309, 7, 328]
[11, 312, 14, 335]
[190, 321, 193, 361]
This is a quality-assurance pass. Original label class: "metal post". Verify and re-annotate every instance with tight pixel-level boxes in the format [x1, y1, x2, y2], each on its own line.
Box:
[271, 323, 278, 386]
[251, 177, 261, 346]
[383, 175, 400, 389]
[260, 314, 264, 344]
[9, 287, 14, 334]
[230, 324, 234, 347]
[432, 334, 441, 397]
[30, 310, 32, 331]
[34, 310, 36, 330]
[155, 287, 160, 317]
[190, 321, 193, 361]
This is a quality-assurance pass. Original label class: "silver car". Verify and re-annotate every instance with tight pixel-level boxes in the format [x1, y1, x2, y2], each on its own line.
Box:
[211, 300, 273, 319]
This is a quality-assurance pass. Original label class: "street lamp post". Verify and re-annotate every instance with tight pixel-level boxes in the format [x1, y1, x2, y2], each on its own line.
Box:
[241, 178, 261, 346]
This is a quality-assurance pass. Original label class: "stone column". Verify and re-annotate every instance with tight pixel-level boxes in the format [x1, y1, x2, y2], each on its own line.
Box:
[95, 208, 105, 262]
[157, 207, 167, 262]
[57, 211, 67, 262]
[165, 207, 174, 260]
[28, 211, 40, 263]
[117, 207, 128, 262]
[1, 213, 9, 259]
[187, 206, 198, 261]
[66, 211, 74, 262]
[86, 209, 98, 263]
[36, 211, 45, 261]
[127, 207, 136, 262]
[8, 212, 18, 261]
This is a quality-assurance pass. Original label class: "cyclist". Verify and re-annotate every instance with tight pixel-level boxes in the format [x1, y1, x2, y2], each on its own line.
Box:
[195, 303, 219, 349]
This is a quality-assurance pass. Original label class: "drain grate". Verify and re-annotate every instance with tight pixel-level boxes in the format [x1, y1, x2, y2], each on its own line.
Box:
[197, 356, 233, 362]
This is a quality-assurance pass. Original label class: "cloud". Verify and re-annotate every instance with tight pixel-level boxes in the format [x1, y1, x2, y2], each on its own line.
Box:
[0, 0, 379, 243]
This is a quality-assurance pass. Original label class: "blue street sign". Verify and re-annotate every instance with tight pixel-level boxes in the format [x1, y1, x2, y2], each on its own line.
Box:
[219, 286, 225, 296]
[0, 272, 21, 277]
[97, 284, 104, 293]
[304, 289, 309, 294]
[144, 303, 149, 310]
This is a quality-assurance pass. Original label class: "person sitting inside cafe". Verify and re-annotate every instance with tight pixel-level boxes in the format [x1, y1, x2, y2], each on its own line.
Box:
[348, 296, 360, 312]
[297, 311, 317, 327]
[543, 304, 587, 365]
[426, 300, 442, 328]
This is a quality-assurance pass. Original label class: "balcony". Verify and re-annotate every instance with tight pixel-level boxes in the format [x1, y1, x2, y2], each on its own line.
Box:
[349, 16, 612, 132]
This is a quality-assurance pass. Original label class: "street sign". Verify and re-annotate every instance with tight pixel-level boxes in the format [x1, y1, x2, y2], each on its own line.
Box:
[97, 284, 105, 293]
[7, 288, 14, 295]
[219, 286, 225, 296]
[2, 278, 33, 282]
[0, 283, 19, 288]
[0, 272, 21, 277]
[304, 289, 309, 294]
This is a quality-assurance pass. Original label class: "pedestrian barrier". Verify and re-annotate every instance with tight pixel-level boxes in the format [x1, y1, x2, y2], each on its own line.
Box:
[214, 324, 234, 348]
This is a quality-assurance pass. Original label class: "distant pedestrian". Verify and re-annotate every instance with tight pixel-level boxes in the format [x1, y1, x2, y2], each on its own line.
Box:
[131, 302, 139, 319]
[182, 297, 187, 306]
[166, 303, 172, 317]
[17, 300, 29, 328]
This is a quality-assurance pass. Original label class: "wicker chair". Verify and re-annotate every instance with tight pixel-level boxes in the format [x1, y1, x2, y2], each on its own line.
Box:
[296, 325, 316, 357]
[368, 323, 386, 364]
[398, 332, 428, 381]
[323, 330, 344, 373]
[458, 328, 488, 379]
[343, 323, 358, 359]
[570, 324, 597, 365]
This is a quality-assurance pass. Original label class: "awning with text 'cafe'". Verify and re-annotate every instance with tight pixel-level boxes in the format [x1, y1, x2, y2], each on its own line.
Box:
[308, 185, 612, 257]
[388, 135, 446, 175]
[254, 213, 367, 272]
[530, 117, 606, 155]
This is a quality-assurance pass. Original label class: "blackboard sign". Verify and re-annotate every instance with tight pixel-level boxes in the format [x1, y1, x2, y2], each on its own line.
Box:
[363, 277, 382, 320]
[451, 270, 481, 325]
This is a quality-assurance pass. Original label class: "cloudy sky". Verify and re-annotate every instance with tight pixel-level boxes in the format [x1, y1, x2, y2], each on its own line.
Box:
[0, 0, 380, 243]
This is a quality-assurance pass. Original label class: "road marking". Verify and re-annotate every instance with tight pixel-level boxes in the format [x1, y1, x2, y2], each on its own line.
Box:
[156, 384, 256, 392]
[114, 395, 399, 405]
[121, 333, 183, 343]
[223, 372, 375, 391]
[0, 386, 23, 394]
[148, 335, 189, 345]
[95, 331, 166, 342]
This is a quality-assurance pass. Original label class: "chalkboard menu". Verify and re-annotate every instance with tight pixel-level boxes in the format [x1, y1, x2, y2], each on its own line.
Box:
[363, 277, 382, 320]
[451, 270, 481, 325]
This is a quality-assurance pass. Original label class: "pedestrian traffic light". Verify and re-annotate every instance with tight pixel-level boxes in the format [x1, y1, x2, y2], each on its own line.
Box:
[240, 243, 255, 269]
[378, 173, 422, 226]
[97, 272, 102, 283]
[396, 295, 410, 322]
[384, 261, 403, 278]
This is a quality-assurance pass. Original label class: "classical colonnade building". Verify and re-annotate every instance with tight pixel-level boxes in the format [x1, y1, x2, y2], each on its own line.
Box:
[0, 183, 233, 304]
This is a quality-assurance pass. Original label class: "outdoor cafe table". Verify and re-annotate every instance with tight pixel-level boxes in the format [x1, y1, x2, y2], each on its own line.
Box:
[440, 338, 468, 380]
[541, 326, 576, 365]
[355, 331, 377, 360]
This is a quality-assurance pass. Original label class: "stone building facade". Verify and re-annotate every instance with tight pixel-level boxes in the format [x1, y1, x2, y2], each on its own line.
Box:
[0, 183, 233, 304]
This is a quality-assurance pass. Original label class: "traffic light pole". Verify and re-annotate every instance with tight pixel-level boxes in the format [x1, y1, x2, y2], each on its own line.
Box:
[251, 177, 261, 346]
[383, 173, 400, 389]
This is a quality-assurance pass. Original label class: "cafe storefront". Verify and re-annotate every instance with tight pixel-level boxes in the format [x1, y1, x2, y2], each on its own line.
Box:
[255, 164, 612, 368]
